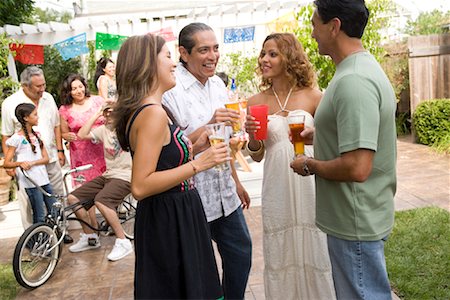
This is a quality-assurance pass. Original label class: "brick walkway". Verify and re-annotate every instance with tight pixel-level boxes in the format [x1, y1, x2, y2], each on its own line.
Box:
[0, 135, 448, 299]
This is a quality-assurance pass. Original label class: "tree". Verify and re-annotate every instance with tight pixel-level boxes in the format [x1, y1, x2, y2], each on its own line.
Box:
[218, 51, 259, 95]
[405, 10, 450, 35]
[0, 33, 20, 101]
[294, 0, 395, 90]
[0, 0, 35, 26]
[33, 8, 72, 24]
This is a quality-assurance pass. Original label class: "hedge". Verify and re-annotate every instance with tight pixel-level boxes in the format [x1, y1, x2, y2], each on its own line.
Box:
[412, 99, 450, 146]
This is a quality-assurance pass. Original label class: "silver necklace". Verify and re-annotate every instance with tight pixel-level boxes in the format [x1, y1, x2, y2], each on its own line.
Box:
[272, 86, 294, 113]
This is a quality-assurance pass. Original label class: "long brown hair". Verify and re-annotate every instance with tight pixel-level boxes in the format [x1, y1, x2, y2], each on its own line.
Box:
[15, 103, 43, 153]
[113, 34, 166, 151]
[257, 33, 317, 90]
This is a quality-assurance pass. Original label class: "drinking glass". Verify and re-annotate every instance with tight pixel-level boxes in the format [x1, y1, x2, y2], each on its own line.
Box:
[225, 101, 243, 136]
[205, 122, 227, 171]
[287, 113, 305, 157]
[249, 104, 269, 140]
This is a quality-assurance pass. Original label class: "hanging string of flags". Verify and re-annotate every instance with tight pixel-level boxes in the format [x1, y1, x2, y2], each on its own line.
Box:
[7, 27, 176, 64]
[8, 24, 257, 64]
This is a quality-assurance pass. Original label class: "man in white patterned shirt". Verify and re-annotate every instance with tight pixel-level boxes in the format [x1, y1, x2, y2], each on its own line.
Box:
[163, 23, 252, 300]
[2, 67, 65, 231]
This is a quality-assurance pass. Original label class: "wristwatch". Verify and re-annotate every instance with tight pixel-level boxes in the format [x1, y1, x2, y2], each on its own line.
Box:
[303, 157, 313, 176]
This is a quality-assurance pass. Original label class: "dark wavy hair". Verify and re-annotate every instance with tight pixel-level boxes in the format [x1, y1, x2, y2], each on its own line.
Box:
[59, 74, 91, 106]
[314, 0, 369, 38]
[257, 33, 317, 90]
[113, 34, 167, 151]
[94, 57, 114, 87]
[15, 103, 43, 153]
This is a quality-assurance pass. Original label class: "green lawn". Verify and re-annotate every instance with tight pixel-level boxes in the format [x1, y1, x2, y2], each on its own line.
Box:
[385, 206, 450, 299]
[0, 263, 20, 300]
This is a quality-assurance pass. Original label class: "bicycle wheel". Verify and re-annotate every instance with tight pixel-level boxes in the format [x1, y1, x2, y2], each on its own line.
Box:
[13, 223, 62, 289]
[118, 194, 136, 240]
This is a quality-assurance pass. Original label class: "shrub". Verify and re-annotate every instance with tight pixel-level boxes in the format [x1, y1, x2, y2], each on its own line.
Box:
[413, 99, 450, 147]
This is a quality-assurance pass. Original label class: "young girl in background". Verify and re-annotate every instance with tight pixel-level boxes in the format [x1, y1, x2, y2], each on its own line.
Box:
[3, 103, 57, 224]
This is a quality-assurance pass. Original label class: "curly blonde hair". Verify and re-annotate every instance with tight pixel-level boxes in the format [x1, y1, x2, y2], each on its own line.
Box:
[257, 33, 317, 90]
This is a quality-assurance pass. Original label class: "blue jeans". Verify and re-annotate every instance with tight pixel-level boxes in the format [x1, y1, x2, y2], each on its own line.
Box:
[327, 235, 391, 300]
[25, 184, 57, 224]
[209, 207, 252, 299]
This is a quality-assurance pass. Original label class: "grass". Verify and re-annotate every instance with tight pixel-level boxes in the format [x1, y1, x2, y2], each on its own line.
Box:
[385, 207, 450, 299]
[0, 263, 20, 300]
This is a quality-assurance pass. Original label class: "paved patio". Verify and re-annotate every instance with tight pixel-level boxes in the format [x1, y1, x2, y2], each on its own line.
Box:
[0, 135, 448, 299]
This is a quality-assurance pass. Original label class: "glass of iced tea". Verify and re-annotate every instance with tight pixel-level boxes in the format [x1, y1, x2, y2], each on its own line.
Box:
[287, 113, 305, 157]
[205, 122, 227, 171]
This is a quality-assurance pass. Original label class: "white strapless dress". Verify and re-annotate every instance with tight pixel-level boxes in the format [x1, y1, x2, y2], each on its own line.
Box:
[261, 110, 336, 300]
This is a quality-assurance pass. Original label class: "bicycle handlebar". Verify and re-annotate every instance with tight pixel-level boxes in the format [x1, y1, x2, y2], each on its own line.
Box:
[65, 164, 93, 175]
[20, 164, 94, 198]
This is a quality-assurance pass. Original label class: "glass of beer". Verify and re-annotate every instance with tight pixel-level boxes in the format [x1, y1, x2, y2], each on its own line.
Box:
[225, 101, 242, 136]
[287, 113, 305, 157]
[205, 122, 227, 171]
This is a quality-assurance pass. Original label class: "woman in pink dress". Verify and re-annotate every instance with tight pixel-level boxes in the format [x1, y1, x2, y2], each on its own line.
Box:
[59, 74, 106, 187]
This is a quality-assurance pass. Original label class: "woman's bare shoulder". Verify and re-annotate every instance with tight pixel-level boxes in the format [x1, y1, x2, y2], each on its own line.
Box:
[248, 90, 269, 106]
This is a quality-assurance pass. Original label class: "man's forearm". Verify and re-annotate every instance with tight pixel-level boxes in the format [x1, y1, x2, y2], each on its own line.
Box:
[54, 126, 63, 150]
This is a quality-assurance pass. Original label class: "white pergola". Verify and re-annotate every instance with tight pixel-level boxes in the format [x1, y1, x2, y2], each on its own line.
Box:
[2, 0, 311, 80]
[1, 0, 309, 44]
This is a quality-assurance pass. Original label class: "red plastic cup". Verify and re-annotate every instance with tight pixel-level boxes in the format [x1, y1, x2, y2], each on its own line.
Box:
[249, 104, 269, 140]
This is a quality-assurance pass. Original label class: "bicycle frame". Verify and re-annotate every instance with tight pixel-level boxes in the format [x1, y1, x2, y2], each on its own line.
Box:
[20, 164, 93, 250]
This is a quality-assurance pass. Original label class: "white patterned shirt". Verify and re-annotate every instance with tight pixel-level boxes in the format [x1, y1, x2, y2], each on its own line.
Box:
[1, 88, 60, 163]
[163, 63, 241, 222]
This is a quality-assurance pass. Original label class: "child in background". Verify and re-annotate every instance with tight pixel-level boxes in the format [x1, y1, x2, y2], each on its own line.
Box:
[3, 103, 57, 224]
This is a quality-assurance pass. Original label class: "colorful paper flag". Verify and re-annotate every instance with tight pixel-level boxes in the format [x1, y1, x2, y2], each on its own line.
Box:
[9, 44, 44, 65]
[150, 27, 176, 42]
[96, 32, 128, 50]
[224, 26, 255, 44]
[54, 33, 89, 60]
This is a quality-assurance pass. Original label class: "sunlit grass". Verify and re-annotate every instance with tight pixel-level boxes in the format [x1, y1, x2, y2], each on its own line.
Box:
[385, 207, 450, 299]
[0, 263, 20, 300]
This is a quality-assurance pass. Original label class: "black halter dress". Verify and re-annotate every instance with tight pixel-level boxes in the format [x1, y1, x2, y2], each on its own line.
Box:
[128, 104, 222, 299]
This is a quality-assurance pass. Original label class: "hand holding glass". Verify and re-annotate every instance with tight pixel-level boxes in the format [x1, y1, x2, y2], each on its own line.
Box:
[205, 122, 228, 171]
[287, 114, 305, 156]
[249, 104, 269, 140]
[225, 101, 243, 136]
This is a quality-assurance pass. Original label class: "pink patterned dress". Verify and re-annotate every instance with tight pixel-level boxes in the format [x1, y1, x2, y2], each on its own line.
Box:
[59, 96, 106, 186]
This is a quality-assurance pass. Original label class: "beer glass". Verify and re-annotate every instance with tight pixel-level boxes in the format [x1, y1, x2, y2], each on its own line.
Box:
[287, 113, 305, 157]
[225, 101, 243, 136]
[205, 122, 227, 171]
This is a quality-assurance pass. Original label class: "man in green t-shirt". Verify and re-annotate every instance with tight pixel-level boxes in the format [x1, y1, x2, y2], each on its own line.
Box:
[291, 1, 396, 299]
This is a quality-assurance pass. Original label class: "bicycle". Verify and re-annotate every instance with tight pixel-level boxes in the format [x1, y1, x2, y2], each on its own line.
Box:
[12, 164, 136, 289]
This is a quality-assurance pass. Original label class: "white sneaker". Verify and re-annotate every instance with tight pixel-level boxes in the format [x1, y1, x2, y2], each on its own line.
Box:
[69, 233, 101, 253]
[107, 238, 133, 261]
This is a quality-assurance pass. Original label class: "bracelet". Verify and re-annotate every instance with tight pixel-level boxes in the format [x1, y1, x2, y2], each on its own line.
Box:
[188, 161, 198, 174]
[245, 140, 264, 156]
[303, 157, 314, 176]
[57, 149, 64, 153]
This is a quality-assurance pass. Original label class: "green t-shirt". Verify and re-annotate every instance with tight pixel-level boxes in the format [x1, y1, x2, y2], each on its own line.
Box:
[314, 52, 397, 241]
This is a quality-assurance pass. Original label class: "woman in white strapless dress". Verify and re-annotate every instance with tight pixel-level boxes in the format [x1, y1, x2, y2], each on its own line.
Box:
[245, 33, 336, 300]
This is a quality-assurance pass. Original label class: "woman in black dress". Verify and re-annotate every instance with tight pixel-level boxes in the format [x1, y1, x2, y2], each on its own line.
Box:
[113, 34, 229, 299]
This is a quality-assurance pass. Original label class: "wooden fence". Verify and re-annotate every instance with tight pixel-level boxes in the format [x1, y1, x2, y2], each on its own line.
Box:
[408, 34, 450, 112]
